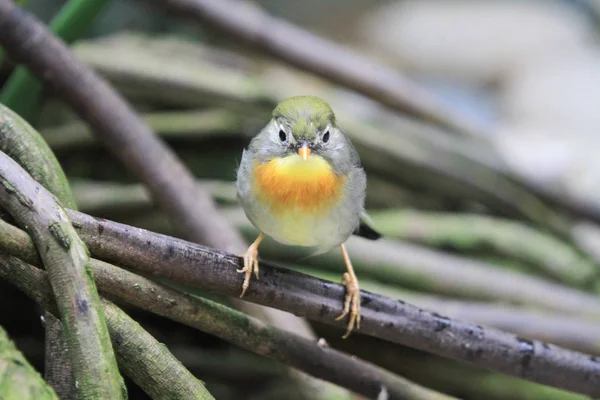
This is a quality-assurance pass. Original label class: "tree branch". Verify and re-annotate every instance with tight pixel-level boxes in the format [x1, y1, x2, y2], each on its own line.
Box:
[0, 151, 124, 398]
[143, 0, 481, 136]
[0, 252, 215, 400]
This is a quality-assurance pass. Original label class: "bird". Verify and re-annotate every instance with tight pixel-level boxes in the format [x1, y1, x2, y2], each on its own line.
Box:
[235, 95, 381, 338]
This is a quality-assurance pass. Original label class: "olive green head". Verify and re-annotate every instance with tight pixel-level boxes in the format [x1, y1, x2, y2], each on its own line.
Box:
[247, 95, 360, 174]
[272, 96, 336, 140]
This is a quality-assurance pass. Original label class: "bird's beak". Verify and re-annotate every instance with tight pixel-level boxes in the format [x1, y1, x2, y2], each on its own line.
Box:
[298, 141, 311, 160]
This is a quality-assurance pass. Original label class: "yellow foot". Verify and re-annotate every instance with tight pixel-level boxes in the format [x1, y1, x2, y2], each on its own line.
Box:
[237, 233, 264, 297]
[335, 271, 361, 339]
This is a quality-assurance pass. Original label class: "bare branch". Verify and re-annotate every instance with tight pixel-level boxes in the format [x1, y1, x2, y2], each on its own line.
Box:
[65, 210, 600, 396]
[0, 101, 79, 397]
[143, 0, 482, 136]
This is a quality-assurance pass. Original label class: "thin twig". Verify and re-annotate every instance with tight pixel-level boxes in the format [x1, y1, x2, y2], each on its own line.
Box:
[144, 0, 482, 136]
[0, 151, 124, 399]
[186, 207, 600, 318]
[0, 252, 215, 400]
[0, 249, 454, 400]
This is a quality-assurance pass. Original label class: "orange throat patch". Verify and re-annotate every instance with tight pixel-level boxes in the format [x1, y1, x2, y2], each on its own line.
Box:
[253, 155, 345, 213]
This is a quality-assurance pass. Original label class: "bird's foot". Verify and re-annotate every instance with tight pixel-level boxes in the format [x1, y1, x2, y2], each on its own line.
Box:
[335, 272, 361, 338]
[237, 233, 264, 297]
[237, 246, 260, 298]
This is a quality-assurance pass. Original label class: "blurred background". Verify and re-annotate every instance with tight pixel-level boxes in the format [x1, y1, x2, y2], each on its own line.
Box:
[2, 0, 600, 399]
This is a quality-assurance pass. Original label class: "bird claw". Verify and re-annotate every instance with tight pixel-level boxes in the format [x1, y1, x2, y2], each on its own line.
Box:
[238, 246, 259, 297]
[335, 272, 361, 338]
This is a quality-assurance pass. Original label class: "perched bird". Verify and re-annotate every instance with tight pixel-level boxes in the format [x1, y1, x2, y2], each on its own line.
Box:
[236, 95, 381, 338]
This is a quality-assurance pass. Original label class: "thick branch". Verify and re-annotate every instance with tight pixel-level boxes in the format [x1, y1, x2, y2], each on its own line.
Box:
[0, 250, 452, 400]
[0, 151, 123, 399]
[144, 0, 480, 136]
[0, 252, 214, 400]
[63, 210, 600, 396]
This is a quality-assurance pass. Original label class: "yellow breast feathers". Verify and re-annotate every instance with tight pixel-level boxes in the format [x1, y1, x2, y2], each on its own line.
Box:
[254, 155, 345, 213]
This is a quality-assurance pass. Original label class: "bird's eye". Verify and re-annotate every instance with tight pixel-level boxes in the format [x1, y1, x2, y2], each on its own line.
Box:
[279, 130, 287, 141]
[322, 131, 330, 143]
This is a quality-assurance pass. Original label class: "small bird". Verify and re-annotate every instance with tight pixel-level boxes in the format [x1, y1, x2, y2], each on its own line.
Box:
[236, 95, 381, 338]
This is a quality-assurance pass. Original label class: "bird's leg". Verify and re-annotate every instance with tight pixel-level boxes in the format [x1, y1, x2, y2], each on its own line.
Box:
[335, 243, 361, 338]
[237, 232, 265, 297]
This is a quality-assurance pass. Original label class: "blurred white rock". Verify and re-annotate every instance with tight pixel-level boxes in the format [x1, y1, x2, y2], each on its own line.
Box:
[492, 123, 600, 212]
[500, 51, 600, 131]
[360, 0, 595, 84]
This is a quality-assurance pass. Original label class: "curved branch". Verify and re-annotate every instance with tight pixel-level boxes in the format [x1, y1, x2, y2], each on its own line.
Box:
[0, 252, 214, 400]
[0, 0, 243, 252]
[0, 151, 124, 398]
[144, 0, 480, 136]
[0, 250, 453, 400]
